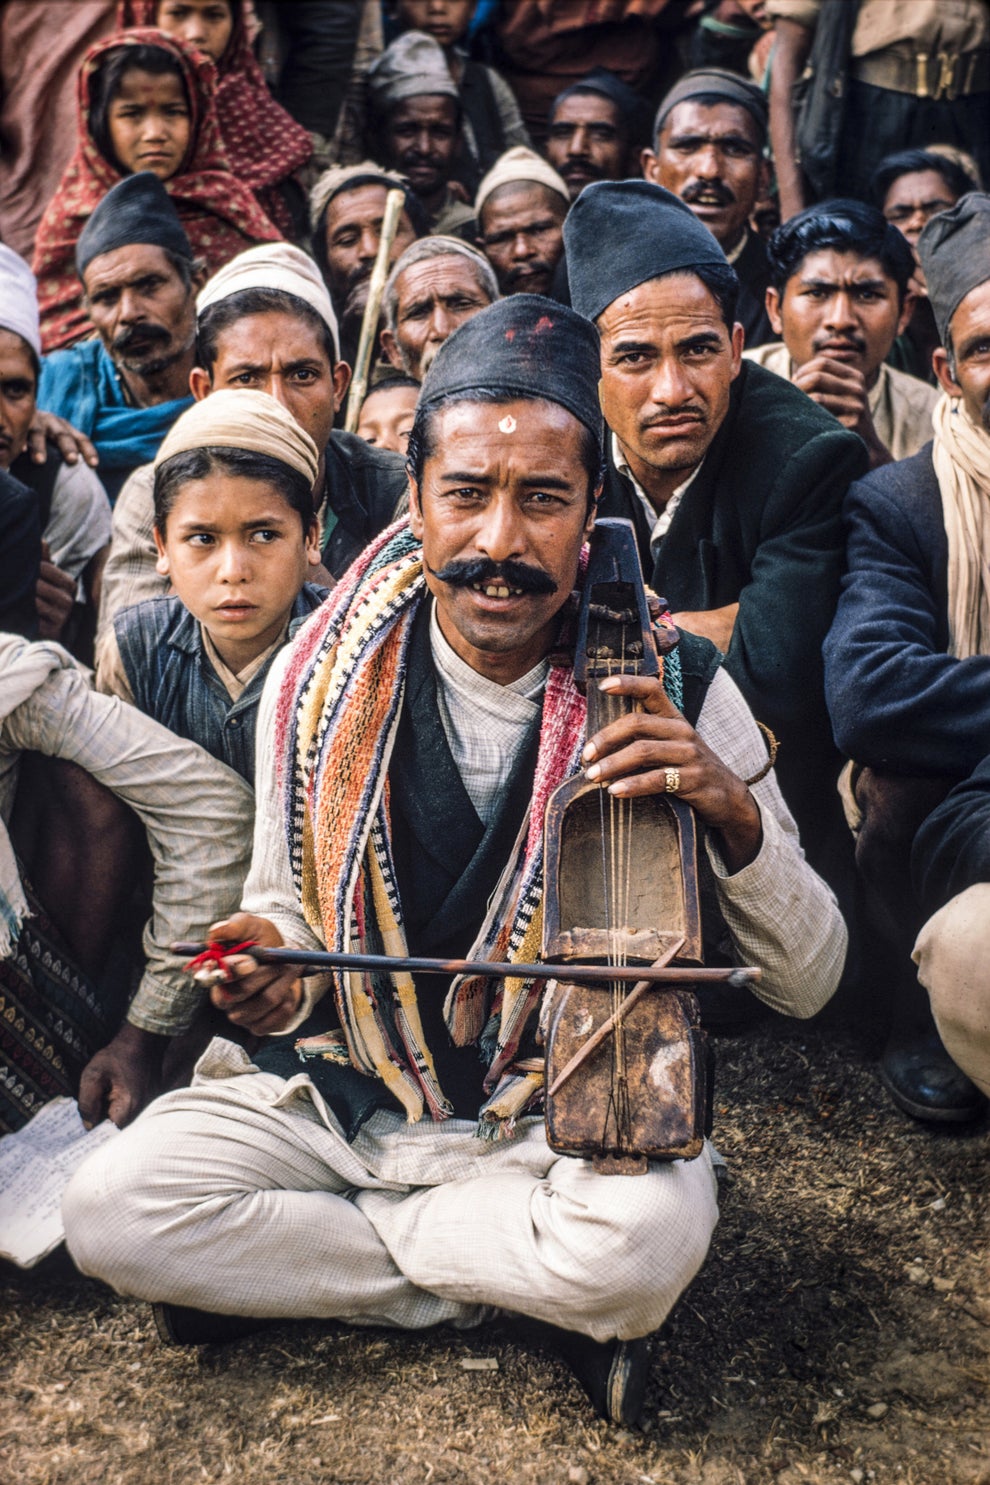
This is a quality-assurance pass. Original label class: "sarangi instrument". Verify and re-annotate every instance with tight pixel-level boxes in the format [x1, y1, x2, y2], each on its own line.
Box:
[541, 519, 726, 1174]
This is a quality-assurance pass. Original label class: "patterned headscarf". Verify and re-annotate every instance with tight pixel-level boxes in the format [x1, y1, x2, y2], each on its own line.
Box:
[33, 28, 282, 353]
[117, 1, 312, 234]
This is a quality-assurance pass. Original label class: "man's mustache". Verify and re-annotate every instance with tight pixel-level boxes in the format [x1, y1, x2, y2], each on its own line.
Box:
[112, 323, 171, 355]
[400, 150, 442, 170]
[682, 180, 735, 207]
[430, 557, 558, 595]
[505, 260, 553, 289]
[563, 157, 604, 178]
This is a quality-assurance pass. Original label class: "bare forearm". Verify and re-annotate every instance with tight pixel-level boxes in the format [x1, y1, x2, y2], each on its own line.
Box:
[769, 19, 814, 219]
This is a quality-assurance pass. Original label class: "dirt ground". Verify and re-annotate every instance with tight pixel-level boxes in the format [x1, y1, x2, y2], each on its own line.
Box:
[1, 1012, 987, 1485]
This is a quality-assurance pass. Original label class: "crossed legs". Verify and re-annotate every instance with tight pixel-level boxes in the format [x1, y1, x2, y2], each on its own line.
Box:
[63, 1054, 719, 1344]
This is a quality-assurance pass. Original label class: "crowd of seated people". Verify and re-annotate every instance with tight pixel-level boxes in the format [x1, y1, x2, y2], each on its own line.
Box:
[3, 0, 990, 1432]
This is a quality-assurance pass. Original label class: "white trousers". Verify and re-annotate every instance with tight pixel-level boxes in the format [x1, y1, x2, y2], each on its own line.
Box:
[63, 1039, 719, 1343]
[914, 883, 990, 1099]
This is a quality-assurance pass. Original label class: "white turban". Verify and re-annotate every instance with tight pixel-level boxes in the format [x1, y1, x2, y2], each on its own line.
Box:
[154, 389, 320, 487]
[0, 244, 42, 361]
[475, 147, 570, 220]
[197, 243, 340, 360]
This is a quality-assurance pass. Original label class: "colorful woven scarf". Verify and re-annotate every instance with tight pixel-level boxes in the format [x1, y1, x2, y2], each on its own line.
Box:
[276, 519, 679, 1123]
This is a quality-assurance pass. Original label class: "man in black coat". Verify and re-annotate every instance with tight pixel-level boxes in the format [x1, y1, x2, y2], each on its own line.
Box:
[823, 193, 990, 1124]
[564, 179, 868, 918]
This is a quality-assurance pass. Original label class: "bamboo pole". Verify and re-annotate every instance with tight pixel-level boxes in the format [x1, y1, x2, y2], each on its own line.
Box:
[343, 187, 406, 432]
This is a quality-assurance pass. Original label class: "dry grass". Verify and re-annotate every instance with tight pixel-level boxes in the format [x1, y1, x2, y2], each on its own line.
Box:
[2, 1014, 988, 1485]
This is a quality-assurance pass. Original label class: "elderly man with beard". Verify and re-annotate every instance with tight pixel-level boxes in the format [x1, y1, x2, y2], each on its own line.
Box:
[367, 32, 476, 240]
[309, 162, 427, 319]
[824, 193, 990, 1126]
[475, 147, 569, 299]
[643, 68, 775, 350]
[564, 179, 868, 940]
[62, 295, 844, 1425]
[37, 172, 205, 503]
[380, 236, 498, 382]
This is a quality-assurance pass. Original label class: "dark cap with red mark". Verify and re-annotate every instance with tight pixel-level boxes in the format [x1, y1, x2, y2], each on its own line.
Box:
[418, 293, 603, 443]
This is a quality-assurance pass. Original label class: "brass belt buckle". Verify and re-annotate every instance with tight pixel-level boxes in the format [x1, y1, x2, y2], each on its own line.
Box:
[934, 51, 958, 102]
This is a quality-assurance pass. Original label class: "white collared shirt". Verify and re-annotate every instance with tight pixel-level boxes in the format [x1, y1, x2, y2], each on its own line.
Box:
[611, 432, 704, 561]
[429, 600, 548, 825]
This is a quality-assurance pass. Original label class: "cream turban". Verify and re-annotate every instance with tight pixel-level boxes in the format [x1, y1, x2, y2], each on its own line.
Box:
[154, 390, 320, 487]
[0, 244, 42, 360]
[197, 243, 340, 360]
[475, 147, 570, 220]
[309, 160, 410, 231]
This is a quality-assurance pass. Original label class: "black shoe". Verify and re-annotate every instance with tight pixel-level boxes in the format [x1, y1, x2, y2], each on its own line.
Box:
[880, 1028, 987, 1124]
[522, 1319, 649, 1425]
[152, 1302, 273, 1347]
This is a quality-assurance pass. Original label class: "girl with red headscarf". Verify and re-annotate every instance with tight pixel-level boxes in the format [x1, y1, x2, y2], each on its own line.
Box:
[33, 28, 283, 352]
[117, 1, 313, 236]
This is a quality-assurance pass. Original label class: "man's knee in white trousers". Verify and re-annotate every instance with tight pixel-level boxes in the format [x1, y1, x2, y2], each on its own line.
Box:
[564, 1153, 720, 1337]
[62, 1134, 153, 1292]
[914, 882, 990, 1099]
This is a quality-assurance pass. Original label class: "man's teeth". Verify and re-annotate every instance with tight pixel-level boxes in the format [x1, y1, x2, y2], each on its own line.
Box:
[473, 582, 523, 598]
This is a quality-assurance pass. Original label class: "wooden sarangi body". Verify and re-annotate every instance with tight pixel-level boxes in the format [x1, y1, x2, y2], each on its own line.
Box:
[542, 519, 712, 1174]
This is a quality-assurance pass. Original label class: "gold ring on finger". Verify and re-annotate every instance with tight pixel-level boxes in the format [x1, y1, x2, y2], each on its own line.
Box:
[664, 767, 680, 794]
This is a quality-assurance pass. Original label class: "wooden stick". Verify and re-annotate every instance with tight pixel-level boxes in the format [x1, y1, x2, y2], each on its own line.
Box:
[343, 188, 405, 433]
[171, 941, 760, 990]
[546, 939, 684, 1099]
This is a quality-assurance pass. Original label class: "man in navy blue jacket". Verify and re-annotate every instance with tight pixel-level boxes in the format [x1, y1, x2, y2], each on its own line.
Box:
[824, 193, 990, 1125]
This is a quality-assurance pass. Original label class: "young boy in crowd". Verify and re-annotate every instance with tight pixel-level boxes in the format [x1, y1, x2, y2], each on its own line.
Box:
[97, 390, 327, 784]
[355, 375, 419, 455]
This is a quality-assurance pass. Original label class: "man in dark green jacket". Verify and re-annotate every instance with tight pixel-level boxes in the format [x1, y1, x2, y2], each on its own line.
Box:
[564, 179, 869, 916]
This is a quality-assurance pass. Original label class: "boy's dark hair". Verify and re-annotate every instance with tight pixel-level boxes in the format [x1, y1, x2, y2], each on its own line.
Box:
[154, 446, 315, 534]
[870, 149, 978, 211]
[89, 44, 190, 173]
[406, 388, 605, 509]
[195, 288, 336, 375]
[766, 198, 916, 301]
[362, 373, 420, 403]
